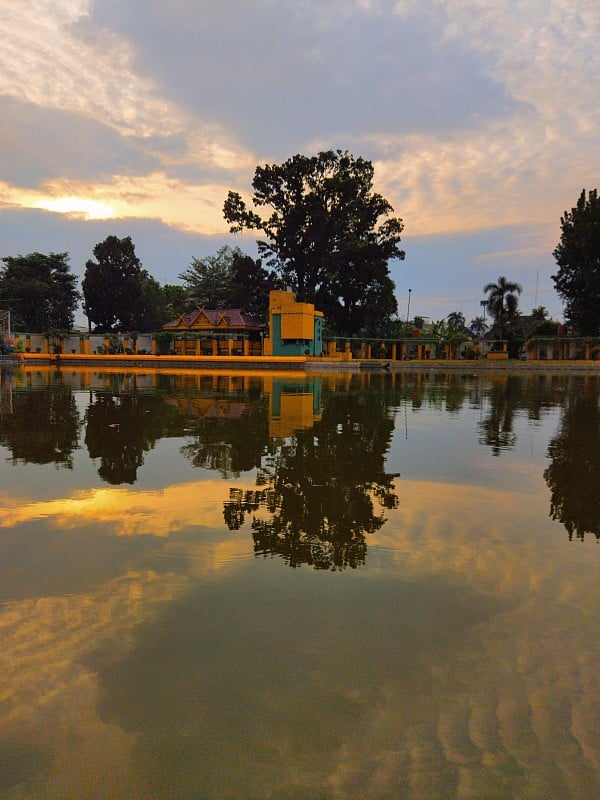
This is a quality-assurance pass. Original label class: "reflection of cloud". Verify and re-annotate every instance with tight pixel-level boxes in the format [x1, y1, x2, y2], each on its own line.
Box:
[0, 479, 254, 536]
[1, 469, 600, 797]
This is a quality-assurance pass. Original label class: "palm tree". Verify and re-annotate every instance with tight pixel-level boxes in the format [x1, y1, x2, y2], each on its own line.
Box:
[483, 276, 522, 336]
[469, 316, 488, 338]
[446, 310, 466, 331]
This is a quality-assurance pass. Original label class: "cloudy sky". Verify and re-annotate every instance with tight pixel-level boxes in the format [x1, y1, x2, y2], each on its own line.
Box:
[1, 0, 598, 325]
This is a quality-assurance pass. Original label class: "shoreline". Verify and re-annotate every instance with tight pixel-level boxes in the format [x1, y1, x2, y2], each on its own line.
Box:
[4, 352, 600, 374]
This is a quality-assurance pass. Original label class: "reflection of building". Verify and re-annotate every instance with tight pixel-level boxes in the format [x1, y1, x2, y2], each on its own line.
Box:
[162, 374, 323, 439]
[269, 379, 323, 437]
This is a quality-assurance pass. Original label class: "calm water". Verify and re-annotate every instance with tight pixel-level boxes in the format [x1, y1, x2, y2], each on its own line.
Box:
[1, 367, 599, 800]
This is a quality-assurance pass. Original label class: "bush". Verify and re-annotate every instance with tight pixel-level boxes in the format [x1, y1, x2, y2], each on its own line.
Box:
[154, 331, 174, 355]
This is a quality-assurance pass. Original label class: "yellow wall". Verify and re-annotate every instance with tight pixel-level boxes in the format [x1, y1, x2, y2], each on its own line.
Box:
[268, 290, 323, 351]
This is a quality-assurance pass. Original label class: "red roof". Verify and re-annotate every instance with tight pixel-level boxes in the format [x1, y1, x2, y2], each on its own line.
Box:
[163, 308, 266, 331]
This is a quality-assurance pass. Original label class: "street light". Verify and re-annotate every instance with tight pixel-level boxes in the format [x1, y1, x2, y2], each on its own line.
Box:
[406, 288, 412, 323]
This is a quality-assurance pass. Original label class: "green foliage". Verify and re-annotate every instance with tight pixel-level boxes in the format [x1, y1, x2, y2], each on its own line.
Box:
[483, 276, 522, 338]
[154, 330, 175, 354]
[469, 315, 488, 337]
[446, 310, 466, 331]
[178, 245, 279, 320]
[228, 251, 281, 320]
[224, 150, 405, 336]
[179, 245, 238, 309]
[162, 284, 192, 318]
[82, 235, 147, 332]
[136, 272, 170, 332]
[552, 188, 600, 335]
[0, 252, 80, 332]
[429, 318, 469, 358]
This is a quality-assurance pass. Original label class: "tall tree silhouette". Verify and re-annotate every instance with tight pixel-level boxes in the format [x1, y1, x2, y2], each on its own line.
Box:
[544, 377, 600, 540]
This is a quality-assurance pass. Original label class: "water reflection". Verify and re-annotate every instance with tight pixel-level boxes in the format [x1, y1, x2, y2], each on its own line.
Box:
[545, 376, 600, 541]
[1, 368, 600, 798]
[1, 369, 599, 550]
[85, 392, 180, 484]
[224, 381, 399, 569]
[0, 371, 80, 467]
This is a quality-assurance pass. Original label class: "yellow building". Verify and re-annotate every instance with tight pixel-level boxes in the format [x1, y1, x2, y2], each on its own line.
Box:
[263, 291, 324, 357]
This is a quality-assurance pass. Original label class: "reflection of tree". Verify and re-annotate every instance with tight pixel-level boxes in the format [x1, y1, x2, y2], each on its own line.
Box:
[85, 393, 180, 484]
[0, 381, 80, 467]
[544, 379, 600, 541]
[478, 375, 567, 456]
[425, 373, 469, 413]
[478, 377, 520, 455]
[180, 398, 269, 478]
[225, 384, 399, 570]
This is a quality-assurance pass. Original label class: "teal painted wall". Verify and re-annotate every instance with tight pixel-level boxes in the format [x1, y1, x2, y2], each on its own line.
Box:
[271, 314, 323, 356]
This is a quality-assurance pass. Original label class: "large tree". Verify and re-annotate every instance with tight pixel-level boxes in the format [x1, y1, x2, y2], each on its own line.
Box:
[223, 150, 405, 336]
[179, 245, 279, 320]
[0, 252, 80, 332]
[483, 276, 522, 337]
[82, 235, 147, 332]
[552, 188, 600, 335]
[228, 251, 281, 320]
[179, 245, 238, 309]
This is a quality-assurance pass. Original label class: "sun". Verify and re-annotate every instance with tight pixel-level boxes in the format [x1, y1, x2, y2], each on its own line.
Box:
[34, 195, 116, 219]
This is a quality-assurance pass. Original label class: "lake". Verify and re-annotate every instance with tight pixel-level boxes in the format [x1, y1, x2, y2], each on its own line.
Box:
[1, 367, 599, 799]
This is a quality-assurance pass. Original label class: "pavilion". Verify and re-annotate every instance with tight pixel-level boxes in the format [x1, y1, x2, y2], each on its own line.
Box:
[162, 307, 266, 356]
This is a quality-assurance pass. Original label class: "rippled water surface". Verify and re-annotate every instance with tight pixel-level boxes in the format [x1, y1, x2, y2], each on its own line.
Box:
[1, 367, 599, 799]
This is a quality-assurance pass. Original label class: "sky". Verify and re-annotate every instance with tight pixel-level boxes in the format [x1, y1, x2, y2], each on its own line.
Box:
[0, 0, 598, 327]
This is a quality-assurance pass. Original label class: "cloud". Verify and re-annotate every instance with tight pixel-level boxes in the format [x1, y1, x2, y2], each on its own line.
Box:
[0, 173, 232, 234]
[0, 0, 182, 137]
[0, 0, 596, 324]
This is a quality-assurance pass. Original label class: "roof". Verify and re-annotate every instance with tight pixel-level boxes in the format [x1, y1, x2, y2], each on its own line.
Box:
[163, 307, 266, 331]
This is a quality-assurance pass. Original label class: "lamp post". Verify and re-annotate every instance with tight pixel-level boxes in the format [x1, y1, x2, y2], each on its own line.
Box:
[406, 289, 412, 324]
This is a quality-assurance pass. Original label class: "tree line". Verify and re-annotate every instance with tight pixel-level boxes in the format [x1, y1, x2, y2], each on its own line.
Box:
[0, 150, 597, 338]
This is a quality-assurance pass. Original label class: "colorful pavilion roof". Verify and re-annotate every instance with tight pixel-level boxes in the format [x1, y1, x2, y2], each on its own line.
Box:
[163, 307, 266, 332]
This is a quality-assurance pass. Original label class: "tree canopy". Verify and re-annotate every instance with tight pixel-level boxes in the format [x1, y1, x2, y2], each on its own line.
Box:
[0, 251, 79, 332]
[179, 245, 280, 321]
[223, 150, 405, 336]
[552, 188, 600, 335]
[446, 310, 466, 331]
[179, 246, 238, 309]
[83, 235, 157, 332]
